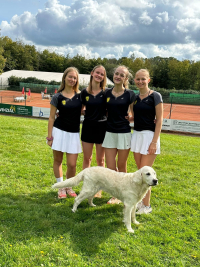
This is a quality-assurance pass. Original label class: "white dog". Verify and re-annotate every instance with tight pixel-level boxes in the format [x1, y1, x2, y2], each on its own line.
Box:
[52, 166, 158, 233]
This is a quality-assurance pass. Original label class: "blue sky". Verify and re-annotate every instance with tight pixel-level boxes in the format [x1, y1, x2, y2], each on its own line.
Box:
[1, 0, 200, 61]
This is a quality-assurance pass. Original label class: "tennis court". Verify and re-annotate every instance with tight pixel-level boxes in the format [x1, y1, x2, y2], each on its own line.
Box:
[0, 90, 200, 121]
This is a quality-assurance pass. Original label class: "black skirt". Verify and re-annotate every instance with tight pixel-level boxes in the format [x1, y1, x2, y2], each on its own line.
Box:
[81, 119, 107, 144]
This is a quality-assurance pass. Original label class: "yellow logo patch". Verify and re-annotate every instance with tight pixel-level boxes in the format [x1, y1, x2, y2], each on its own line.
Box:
[107, 97, 110, 102]
[134, 100, 137, 105]
[86, 96, 89, 101]
[10, 105, 16, 112]
[62, 100, 66, 105]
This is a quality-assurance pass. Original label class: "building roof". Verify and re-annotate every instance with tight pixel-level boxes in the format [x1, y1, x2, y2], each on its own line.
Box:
[0, 70, 113, 86]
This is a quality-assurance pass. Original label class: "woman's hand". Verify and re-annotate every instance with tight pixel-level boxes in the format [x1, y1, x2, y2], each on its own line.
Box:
[125, 114, 134, 122]
[148, 142, 157, 154]
[47, 140, 53, 147]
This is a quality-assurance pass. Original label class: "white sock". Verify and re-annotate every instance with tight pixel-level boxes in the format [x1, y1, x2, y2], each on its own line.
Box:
[56, 177, 63, 183]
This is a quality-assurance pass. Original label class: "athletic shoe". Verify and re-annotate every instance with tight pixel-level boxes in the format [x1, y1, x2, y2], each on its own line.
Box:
[66, 187, 77, 197]
[58, 188, 67, 199]
[136, 204, 152, 214]
[107, 197, 121, 204]
[136, 201, 143, 211]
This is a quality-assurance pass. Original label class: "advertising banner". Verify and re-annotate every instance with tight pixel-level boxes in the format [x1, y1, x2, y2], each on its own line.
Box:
[171, 119, 200, 134]
[0, 104, 32, 116]
[162, 119, 171, 130]
[32, 107, 50, 118]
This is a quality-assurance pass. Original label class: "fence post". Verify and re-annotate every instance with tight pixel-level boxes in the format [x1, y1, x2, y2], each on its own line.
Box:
[169, 96, 173, 119]
[25, 87, 26, 106]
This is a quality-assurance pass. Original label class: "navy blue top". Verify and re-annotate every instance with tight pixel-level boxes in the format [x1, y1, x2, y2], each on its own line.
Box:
[50, 92, 82, 133]
[105, 88, 136, 133]
[81, 88, 107, 122]
[133, 91, 163, 132]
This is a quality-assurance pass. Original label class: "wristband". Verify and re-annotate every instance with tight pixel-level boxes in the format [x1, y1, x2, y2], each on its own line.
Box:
[151, 141, 157, 145]
[46, 137, 53, 141]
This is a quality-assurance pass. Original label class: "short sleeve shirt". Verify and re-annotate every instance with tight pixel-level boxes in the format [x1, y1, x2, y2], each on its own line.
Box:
[50, 92, 82, 133]
[133, 91, 163, 132]
[105, 88, 136, 133]
[81, 88, 107, 121]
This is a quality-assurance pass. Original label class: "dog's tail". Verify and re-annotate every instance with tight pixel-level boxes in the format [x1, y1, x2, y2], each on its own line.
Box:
[52, 171, 84, 189]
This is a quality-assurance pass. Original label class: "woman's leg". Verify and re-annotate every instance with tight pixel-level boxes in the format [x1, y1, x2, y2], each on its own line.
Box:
[53, 150, 63, 178]
[105, 148, 118, 171]
[95, 144, 105, 167]
[133, 152, 157, 208]
[105, 148, 121, 204]
[53, 150, 66, 199]
[138, 154, 157, 206]
[65, 153, 79, 197]
[66, 153, 79, 179]
[82, 141, 94, 169]
[117, 149, 130, 172]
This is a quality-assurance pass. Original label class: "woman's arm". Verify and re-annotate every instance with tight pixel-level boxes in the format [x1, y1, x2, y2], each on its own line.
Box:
[47, 105, 57, 147]
[148, 102, 163, 154]
[81, 104, 86, 115]
[126, 103, 134, 122]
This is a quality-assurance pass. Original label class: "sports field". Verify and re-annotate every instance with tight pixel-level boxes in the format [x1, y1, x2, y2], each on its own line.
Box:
[0, 90, 200, 121]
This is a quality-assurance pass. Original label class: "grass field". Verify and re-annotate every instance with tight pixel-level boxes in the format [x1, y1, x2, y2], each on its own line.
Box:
[0, 115, 199, 267]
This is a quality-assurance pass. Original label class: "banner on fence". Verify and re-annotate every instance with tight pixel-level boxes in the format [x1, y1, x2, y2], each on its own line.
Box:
[170, 119, 200, 134]
[32, 107, 50, 118]
[162, 119, 171, 130]
[0, 104, 32, 116]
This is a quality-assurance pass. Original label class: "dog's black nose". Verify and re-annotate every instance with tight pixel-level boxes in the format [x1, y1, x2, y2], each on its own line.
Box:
[153, 179, 158, 185]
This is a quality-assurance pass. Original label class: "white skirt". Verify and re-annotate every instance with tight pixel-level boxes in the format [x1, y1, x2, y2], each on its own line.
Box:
[102, 132, 131, 150]
[130, 130, 160, 155]
[51, 127, 82, 154]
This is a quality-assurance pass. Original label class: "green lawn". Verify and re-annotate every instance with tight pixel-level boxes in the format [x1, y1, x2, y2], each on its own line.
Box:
[0, 115, 199, 267]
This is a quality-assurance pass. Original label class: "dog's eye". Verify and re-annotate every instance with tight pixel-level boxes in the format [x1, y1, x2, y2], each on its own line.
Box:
[146, 172, 150, 176]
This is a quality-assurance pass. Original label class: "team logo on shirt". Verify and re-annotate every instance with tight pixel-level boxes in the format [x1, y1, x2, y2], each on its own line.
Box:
[86, 96, 89, 101]
[134, 100, 137, 105]
[62, 100, 66, 105]
[107, 97, 110, 102]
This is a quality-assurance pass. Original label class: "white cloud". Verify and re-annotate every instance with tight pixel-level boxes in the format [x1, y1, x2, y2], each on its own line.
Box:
[177, 18, 200, 33]
[139, 11, 153, 25]
[1, 0, 200, 61]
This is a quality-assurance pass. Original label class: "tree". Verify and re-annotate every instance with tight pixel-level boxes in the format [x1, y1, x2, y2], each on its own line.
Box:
[0, 38, 6, 74]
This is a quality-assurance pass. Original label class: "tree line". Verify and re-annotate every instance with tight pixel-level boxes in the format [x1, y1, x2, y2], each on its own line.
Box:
[1, 36, 200, 91]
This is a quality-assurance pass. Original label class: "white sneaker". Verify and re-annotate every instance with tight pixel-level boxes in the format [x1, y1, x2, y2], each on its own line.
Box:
[136, 201, 143, 211]
[136, 204, 152, 214]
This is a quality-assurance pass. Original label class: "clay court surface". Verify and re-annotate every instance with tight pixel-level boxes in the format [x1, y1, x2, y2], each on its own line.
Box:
[0, 90, 200, 121]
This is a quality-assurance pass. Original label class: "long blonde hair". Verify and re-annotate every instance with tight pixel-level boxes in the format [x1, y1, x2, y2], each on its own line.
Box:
[114, 65, 132, 88]
[88, 65, 107, 94]
[58, 67, 79, 93]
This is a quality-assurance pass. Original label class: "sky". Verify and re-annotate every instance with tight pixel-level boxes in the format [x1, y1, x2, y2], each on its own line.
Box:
[1, 0, 200, 61]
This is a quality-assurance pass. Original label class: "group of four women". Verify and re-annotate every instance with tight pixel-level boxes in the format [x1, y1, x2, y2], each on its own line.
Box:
[47, 65, 163, 215]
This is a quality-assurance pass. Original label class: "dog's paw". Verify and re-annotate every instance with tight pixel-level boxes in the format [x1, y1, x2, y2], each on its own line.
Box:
[90, 203, 96, 207]
[134, 220, 140, 225]
[71, 208, 76, 213]
[127, 228, 135, 234]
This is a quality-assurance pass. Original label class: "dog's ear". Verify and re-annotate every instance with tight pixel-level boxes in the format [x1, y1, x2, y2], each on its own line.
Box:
[132, 170, 143, 185]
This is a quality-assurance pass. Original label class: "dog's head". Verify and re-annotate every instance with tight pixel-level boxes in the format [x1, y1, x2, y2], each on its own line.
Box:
[140, 166, 158, 186]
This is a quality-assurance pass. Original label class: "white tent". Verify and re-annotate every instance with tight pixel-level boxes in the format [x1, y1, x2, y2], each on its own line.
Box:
[0, 70, 113, 87]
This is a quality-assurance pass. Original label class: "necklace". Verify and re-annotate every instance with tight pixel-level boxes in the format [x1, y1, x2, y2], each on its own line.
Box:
[139, 89, 150, 96]
[112, 88, 125, 96]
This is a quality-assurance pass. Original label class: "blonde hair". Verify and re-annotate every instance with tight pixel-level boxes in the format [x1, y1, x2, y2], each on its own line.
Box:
[114, 65, 132, 88]
[58, 67, 79, 93]
[135, 69, 150, 78]
[88, 65, 107, 94]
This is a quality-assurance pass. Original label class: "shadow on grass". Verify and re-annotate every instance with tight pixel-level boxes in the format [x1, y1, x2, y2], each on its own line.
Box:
[0, 191, 124, 255]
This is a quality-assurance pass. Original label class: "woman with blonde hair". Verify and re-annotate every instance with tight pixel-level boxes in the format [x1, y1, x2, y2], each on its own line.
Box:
[47, 67, 83, 199]
[81, 65, 107, 197]
[102, 65, 136, 204]
[130, 68, 163, 214]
